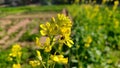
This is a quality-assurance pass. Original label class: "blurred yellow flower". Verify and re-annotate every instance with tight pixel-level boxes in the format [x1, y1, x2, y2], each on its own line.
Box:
[102, 0, 107, 4]
[57, 14, 72, 27]
[29, 60, 40, 67]
[44, 37, 52, 52]
[50, 55, 68, 64]
[12, 63, 21, 68]
[84, 43, 90, 48]
[60, 27, 71, 36]
[44, 46, 52, 52]
[52, 17, 55, 23]
[40, 22, 50, 36]
[12, 44, 21, 52]
[40, 22, 59, 36]
[9, 44, 22, 58]
[113, 1, 119, 10]
[59, 35, 74, 48]
[36, 37, 41, 46]
[51, 55, 59, 62]
[36, 50, 42, 61]
[85, 36, 92, 44]
[84, 36, 92, 48]
[114, 1, 119, 6]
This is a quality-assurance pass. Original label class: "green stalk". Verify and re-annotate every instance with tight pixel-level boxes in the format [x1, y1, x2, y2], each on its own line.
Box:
[52, 62, 55, 68]
[46, 53, 50, 68]
[40, 60, 46, 68]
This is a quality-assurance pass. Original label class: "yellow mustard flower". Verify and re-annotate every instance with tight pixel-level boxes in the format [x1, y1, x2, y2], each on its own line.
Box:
[29, 60, 40, 67]
[12, 44, 21, 52]
[114, 0, 119, 6]
[36, 37, 41, 46]
[113, 1, 119, 10]
[50, 55, 68, 64]
[36, 50, 42, 61]
[44, 46, 52, 52]
[35, 37, 45, 49]
[44, 37, 53, 52]
[59, 35, 74, 48]
[58, 55, 68, 64]
[40, 22, 51, 36]
[60, 27, 71, 36]
[52, 17, 55, 23]
[57, 14, 72, 28]
[51, 55, 59, 62]
[50, 23, 59, 35]
[40, 22, 59, 36]
[12, 63, 21, 68]
[9, 44, 22, 57]
[84, 36, 92, 48]
[84, 43, 90, 48]
[85, 36, 92, 44]
[44, 37, 50, 45]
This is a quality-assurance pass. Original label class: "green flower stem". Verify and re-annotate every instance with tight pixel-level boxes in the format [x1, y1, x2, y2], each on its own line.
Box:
[68, 49, 71, 68]
[46, 53, 50, 68]
[16, 55, 21, 64]
[52, 62, 55, 68]
[40, 60, 46, 68]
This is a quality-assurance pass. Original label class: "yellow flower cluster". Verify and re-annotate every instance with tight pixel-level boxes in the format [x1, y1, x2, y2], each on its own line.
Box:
[29, 50, 42, 67]
[50, 54, 68, 64]
[37, 14, 74, 51]
[29, 60, 40, 67]
[113, 0, 119, 11]
[8, 44, 22, 68]
[9, 44, 22, 58]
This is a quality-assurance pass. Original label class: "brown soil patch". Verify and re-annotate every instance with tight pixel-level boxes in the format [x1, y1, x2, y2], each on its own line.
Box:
[0, 12, 57, 49]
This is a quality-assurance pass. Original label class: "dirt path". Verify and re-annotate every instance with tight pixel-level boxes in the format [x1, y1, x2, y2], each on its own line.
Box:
[0, 12, 57, 49]
[0, 19, 30, 45]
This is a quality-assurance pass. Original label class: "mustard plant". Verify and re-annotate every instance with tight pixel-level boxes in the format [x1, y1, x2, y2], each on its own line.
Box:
[29, 14, 74, 68]
[8, 44, 22, 68]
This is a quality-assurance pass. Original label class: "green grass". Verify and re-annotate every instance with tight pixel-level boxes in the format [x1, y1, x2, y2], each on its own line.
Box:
[0, 5, 67, 17]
